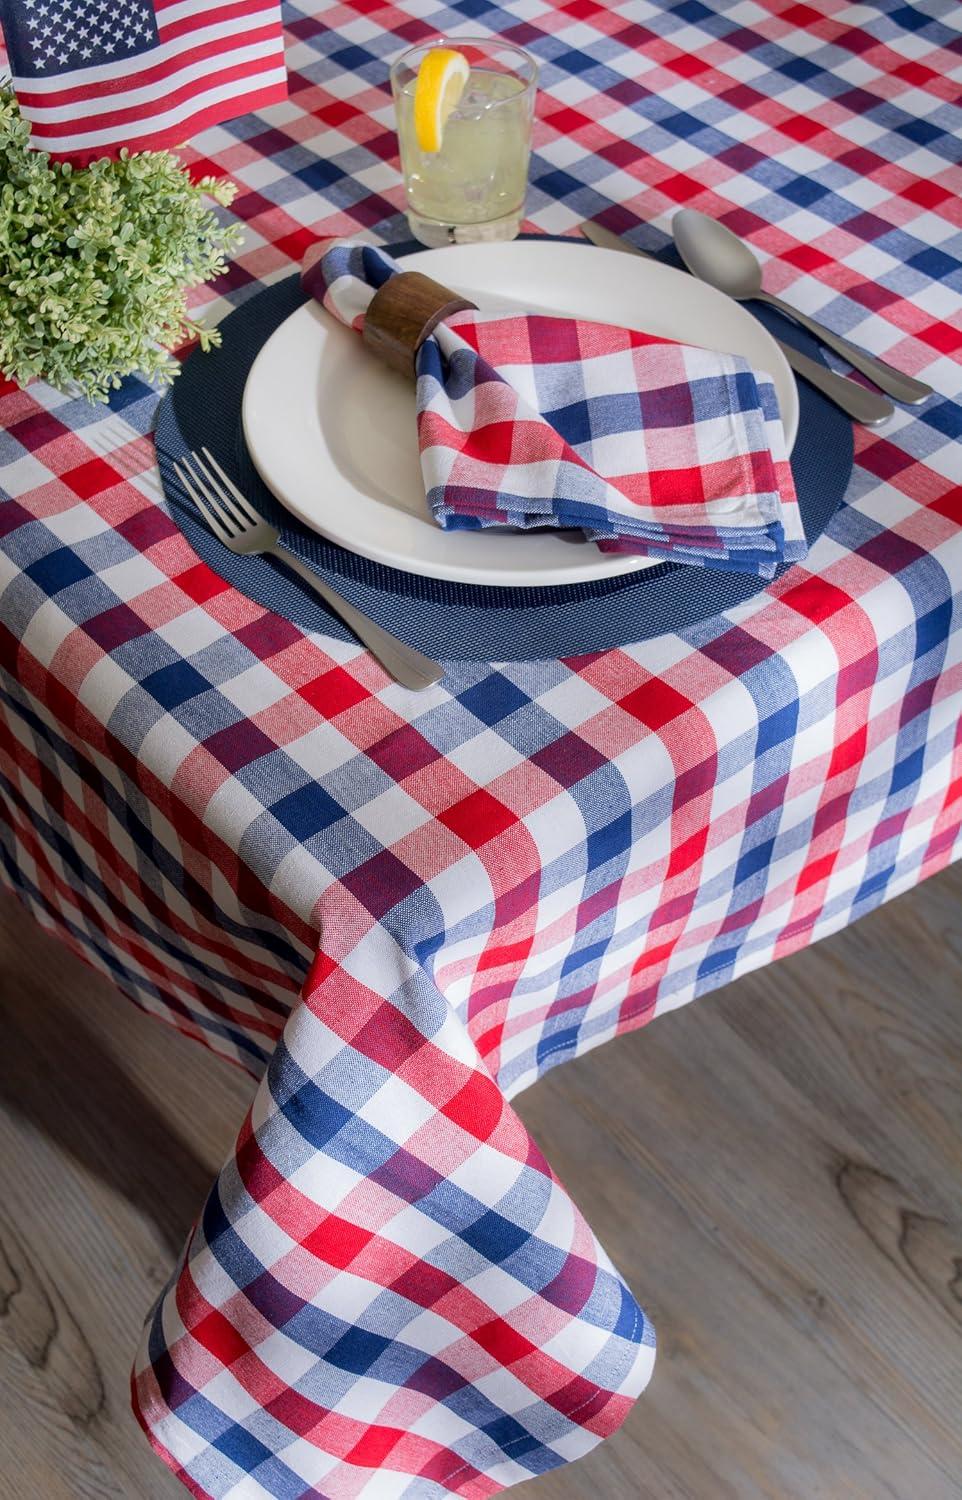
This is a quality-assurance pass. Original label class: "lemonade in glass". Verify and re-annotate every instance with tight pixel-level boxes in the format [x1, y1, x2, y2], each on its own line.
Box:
[392, 38, 538, 246]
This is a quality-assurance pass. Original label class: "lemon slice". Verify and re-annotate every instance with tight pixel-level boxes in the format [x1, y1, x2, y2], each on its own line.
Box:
[413, 47, 470, 153]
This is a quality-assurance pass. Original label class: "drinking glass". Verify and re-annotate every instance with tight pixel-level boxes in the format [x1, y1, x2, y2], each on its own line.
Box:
[391, 37, 538, 247]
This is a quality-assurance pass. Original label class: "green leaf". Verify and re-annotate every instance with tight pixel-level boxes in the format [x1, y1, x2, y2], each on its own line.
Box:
[0, 85, 243, 403]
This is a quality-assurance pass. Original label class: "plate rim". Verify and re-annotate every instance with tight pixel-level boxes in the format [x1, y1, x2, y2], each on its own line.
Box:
[241, 240, 799, 587]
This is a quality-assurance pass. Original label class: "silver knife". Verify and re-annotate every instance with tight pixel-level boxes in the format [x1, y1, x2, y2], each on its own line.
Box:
[579, 221, 894, 426]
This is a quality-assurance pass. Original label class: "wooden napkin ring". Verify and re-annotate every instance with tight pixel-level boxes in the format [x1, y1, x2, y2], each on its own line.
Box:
[362, 271, 477, 377]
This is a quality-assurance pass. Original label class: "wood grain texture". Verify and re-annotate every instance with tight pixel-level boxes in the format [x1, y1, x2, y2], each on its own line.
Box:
[1, 873, 960, 1499]
[362, 271, 477, 375]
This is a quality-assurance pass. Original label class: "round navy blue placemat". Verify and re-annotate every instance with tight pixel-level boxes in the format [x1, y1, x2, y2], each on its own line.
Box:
[154, 243, 854, 661]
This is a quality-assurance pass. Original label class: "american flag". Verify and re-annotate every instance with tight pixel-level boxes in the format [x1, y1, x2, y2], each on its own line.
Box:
[0, 0, 287, 165]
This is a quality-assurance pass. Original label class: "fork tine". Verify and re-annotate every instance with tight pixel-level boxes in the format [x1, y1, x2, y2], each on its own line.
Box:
[175, 460, 236, 541]
[175, 460, 225, 534]
[198, 447, 262, 526]
[188, 450, 250, 532]
[189, 457, 242, 536]
[193, 485, 234, 542]
[192, 448, 257, 530]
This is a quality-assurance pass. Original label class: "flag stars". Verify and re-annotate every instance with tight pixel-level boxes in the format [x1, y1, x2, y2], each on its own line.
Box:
[22, 0, 161, 77]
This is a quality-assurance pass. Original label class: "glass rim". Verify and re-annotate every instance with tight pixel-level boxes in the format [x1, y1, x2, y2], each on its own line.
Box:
[390, 34, 539, 97]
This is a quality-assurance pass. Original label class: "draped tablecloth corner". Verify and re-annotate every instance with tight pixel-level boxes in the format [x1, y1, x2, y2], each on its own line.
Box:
[129, 923, 656, 1497]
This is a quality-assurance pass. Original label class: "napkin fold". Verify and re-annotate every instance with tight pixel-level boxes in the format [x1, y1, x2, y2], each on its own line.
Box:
[302, 240, 806, 578]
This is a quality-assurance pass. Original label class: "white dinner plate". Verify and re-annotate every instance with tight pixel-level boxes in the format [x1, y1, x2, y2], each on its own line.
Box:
[241, 241, 798, 588]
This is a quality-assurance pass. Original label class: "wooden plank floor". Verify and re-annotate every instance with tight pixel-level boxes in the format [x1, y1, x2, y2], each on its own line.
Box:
[1, 872, 960, 1500]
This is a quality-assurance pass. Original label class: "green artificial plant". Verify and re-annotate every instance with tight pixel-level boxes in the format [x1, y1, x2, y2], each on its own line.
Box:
[0, 87, 242, 402]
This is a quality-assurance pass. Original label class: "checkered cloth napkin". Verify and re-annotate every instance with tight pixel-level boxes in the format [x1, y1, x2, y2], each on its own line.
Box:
[302, 240, 806, 578]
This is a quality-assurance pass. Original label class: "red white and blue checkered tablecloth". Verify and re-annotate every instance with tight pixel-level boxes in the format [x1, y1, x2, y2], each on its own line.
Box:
[1, 1, 961, 1496]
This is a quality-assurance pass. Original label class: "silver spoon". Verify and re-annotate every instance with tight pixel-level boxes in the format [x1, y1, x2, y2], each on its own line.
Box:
[673, 210, 931, 406]
[583, 219, 893, 426]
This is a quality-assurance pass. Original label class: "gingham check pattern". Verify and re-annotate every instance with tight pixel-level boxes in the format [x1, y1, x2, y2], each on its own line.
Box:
[1, 1, 961, 1497]
[307, 238, 804, 574]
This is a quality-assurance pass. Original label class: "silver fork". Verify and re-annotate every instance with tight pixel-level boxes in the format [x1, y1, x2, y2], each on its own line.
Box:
[174, 449, 444, 691]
